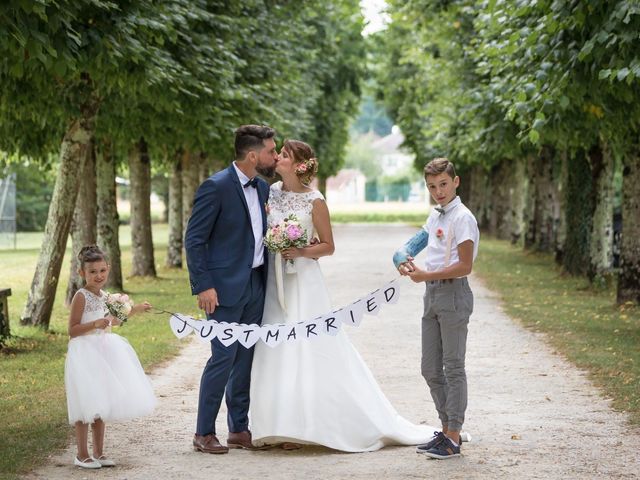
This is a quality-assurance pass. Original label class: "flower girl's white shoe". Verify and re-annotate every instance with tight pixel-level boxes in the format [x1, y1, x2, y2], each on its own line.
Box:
[92, 455, 116, 467]
[74, 456, 101, 469]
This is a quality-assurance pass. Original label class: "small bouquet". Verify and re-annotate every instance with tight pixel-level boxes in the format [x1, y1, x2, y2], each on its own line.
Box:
[264, 214, 309, 265]
[104, 293, 134, 324]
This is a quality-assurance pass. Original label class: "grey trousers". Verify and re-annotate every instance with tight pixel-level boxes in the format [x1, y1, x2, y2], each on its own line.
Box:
[421, 277, 474, 432]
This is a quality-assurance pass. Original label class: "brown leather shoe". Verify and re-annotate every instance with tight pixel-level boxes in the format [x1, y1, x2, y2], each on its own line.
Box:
[227, 430, 269, 450]
[193, 434, 229, 454]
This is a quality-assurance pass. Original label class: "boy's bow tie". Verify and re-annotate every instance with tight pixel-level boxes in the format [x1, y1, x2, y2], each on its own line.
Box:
[435, 206, 445, 215]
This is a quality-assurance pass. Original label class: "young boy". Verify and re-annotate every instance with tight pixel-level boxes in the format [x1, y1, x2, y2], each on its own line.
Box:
[398, 157, 479, 459]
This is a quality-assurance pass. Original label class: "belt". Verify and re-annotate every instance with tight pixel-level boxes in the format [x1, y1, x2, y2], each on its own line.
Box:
[426, 277, 466, 286]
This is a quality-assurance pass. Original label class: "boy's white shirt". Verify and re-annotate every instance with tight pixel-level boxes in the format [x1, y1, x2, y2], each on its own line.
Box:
[421, 196, 479, 274]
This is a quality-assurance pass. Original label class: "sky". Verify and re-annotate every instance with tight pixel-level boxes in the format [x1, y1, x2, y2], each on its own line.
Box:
[360, 0, 389, 36]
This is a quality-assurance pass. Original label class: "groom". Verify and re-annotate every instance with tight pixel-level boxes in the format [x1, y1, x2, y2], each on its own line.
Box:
[185, 125, 277, 454]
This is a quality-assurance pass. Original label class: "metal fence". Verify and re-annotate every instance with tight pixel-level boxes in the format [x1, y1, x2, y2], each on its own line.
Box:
[0, 173, 16, 249]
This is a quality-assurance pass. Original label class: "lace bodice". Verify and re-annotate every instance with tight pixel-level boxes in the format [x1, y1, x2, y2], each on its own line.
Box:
[267, 181, 324, 240]
[79, 288, 108, 325]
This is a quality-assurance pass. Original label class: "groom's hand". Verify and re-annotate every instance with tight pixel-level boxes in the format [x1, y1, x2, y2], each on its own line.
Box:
[198, 288, 219, 315]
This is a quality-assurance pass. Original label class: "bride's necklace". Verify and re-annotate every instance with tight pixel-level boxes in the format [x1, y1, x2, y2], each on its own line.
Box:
[281, 182, 309, 194]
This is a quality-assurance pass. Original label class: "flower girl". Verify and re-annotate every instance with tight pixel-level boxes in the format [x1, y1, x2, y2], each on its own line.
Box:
[65, 245, 156, 469]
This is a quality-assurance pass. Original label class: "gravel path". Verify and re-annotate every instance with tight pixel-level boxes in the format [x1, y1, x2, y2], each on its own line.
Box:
[24, 225, 640, 480]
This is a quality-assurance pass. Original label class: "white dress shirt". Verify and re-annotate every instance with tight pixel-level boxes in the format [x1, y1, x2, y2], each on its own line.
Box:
[233, 163, 264, 268]
[422, 196, 479, 273]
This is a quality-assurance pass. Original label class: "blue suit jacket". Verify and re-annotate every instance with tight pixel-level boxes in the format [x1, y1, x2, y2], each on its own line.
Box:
[185, 164, 269, 306]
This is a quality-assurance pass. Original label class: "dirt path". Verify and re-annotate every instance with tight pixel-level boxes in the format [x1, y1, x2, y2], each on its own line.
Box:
[25, 225, 640, 479]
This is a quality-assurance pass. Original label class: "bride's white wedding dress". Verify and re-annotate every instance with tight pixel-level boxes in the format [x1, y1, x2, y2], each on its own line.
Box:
[249, 182, 435, 452]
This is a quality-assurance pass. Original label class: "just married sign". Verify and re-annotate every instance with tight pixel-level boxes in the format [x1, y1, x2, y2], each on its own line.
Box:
[168, 279, 400, 348]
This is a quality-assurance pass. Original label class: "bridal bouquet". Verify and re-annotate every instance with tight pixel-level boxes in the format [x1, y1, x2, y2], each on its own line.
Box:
[105, 293, 134, 324]
[264, 214, 309, 265]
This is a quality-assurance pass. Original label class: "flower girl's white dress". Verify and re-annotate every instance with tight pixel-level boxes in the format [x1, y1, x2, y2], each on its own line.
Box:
[64, 288, 156, 424]
[250, 182, 435, 452]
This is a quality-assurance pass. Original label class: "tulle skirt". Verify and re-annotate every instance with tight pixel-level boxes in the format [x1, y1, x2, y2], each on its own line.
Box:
[64, 332, 157, 425]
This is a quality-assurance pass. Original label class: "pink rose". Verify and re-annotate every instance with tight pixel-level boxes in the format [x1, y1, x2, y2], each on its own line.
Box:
[286, 224, 302, 241]
[436, 228, 444, 239]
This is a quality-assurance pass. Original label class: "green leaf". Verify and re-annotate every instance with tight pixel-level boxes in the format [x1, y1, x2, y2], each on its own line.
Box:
[578, 40, 594, 60]
[598, 69, 612, 80]
[9, 61, 24, 78]
[617, 68, 630, 81]
[528, 129, 540, 143]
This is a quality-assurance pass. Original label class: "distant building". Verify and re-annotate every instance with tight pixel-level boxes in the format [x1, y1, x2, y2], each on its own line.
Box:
[372, 126, 426, 202]
[312, 168, 366, 204]
[372, 126, 415, 176]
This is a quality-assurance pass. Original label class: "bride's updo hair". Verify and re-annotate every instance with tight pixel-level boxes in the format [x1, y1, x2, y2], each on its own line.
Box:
[78, 245, 108, 269]
[283, 139, 318, 186]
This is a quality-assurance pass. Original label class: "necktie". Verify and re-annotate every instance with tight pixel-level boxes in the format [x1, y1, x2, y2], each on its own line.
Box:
[244, 178, 258, 189]
[435, 206, 445, 215]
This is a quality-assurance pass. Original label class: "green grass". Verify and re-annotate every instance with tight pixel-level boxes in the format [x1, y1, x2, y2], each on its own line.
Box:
[475, 238, 640, 424]
[329, 201, 429, 224]
[331, 211, 427, 224]
[0, 224, 199, 479]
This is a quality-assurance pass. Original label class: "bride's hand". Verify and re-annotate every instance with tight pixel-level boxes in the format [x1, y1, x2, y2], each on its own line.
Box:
[281, 247, 301, 260]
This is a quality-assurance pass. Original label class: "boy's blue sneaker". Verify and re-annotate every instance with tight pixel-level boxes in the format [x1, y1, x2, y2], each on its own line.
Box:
[422, 436, 461, 459]
[416, 431, 446, 454]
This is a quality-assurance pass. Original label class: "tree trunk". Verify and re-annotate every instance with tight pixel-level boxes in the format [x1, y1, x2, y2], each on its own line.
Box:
[129, 138, 156, 277]
[166, 151, 183, 268]
[563, 148, 593, 276]
[181, 150, 200, 236]
[457, 164, 472, 205]
[198, 152, 210, 184]
[533, 145, 559, 252]
[508, 156, 527, 245]
[66, 140, 97, 304]
[21, 91, 99, 328]
[317, 175, 327, 198]
[588, 142, 615, 284]
[555, 151, 568, 264]
[0, 289, 11, 345]
[467, 165, 489, 230]
[617, 149, 640, 304]
[488, 159, 512, 240]
[96, 139, 123, 290]
[524, 154, 537, 249]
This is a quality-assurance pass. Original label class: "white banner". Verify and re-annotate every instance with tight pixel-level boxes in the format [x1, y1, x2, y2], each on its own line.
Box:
[168, 279, 400, 348]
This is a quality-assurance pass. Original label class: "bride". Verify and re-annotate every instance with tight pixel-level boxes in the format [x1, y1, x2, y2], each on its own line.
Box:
[249, 139, 436, 452]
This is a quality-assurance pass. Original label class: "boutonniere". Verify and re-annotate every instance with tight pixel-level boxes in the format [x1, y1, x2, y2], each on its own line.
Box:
[436, 227, 444, 240]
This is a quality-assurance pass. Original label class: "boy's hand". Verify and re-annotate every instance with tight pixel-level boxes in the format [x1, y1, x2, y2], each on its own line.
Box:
[406, 260, 430, 283]
[398, 256, 416, 276]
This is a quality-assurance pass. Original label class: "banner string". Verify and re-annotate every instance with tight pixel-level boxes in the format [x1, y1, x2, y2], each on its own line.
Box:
[164, 277, 402, 347]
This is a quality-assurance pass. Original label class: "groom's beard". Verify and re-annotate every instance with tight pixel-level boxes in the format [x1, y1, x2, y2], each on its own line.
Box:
[256, 164, 276, 178]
